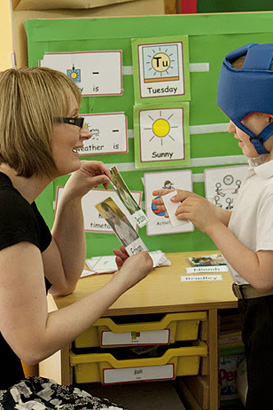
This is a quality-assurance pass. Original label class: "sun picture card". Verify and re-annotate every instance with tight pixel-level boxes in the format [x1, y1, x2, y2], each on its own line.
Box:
[134, 102, 190, 169]
[55, 187, 142, 233]
[131, 35, 190, 104]
[39, 50, 123, 96]
[95, 197, 148, 256]
[77, 113, 128, 156]
[144, 170, 194, 236]
[204, 165, 248, 210]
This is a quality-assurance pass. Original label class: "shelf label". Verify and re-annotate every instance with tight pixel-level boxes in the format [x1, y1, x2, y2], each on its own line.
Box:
[181, 274, 223, 282]
[103, 364, 174, 384]
[101, 329, 170, 346]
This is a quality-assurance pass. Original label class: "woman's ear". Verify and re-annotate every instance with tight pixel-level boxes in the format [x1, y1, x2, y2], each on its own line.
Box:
[268, 115, 273, 124]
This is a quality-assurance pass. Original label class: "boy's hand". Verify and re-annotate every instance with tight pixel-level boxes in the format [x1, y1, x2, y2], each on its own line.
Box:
[152, 189, 200, 218]
[175, 194, 219, 234]
[152, 189, 219, 233]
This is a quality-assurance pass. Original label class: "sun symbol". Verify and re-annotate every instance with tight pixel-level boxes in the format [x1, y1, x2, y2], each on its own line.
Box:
[67, 65, 81, 82]
[144, 110, 178, 146]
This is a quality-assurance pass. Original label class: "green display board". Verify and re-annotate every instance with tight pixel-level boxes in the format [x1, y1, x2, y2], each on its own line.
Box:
[26, 12, 273, 257]
[198, 0, 273, 13]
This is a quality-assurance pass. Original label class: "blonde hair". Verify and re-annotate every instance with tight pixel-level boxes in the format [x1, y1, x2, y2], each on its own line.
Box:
[232, 54, 273, 70]
[0, 67, 81, 178]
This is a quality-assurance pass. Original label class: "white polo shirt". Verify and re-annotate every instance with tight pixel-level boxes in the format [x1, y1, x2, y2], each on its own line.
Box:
[228, 155, 273, 285]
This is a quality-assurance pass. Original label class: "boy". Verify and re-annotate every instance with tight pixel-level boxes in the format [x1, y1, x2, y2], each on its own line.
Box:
[153, 43, 273, 410]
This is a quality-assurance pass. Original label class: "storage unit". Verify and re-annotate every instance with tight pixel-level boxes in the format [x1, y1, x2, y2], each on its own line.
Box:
[39, 252, 238, 409]
[70, 341, 208, 384]
[74, 311, 207, 348]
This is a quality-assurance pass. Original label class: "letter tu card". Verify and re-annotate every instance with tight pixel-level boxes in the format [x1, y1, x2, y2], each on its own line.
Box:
[95, 197, 148, 256]
[131, 36, 190, 103]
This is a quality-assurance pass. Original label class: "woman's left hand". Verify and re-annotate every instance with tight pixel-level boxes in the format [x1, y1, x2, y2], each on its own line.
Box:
[63, 160, 111, 199]
[113, 246, 129, 270]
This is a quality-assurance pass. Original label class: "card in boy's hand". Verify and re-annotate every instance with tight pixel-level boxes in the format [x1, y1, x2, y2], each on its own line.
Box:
[110, 166, 148, 228]
[95, 196, 148, 256]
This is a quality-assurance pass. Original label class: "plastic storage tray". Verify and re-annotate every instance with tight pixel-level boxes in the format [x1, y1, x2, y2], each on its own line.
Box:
[70, 341, 208, 384]
[74, 312, 207, 348]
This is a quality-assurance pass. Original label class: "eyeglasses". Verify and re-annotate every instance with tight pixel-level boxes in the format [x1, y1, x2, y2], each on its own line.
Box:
[55, 117, 84, 128]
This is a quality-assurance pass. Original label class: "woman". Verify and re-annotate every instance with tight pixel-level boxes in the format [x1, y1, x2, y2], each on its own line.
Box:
[0, 67, 153, 408]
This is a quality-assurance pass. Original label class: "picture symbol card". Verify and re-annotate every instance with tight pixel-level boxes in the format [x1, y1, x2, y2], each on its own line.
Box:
[144, 170, 194, 236]
[204, 165, 248, 210]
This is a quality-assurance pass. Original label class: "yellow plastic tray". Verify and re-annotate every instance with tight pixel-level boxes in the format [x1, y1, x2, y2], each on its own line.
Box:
[74, 311, 207, 348]
[70, 341, 208, 384]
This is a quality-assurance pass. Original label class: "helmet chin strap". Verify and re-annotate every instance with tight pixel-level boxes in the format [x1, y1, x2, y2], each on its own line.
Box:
[249, 120, 273, 154]
[234, 119, 273, 155]
[249, 136, 269, 155]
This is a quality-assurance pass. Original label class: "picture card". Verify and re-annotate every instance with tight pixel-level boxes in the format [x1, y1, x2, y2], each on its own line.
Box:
[131, 36, 190, 103]
[161, 190, 188, 227]
[78, 113, 128, 156]
[187, 254, 226, 267]
[134, 102, 190, 169]
[204, 165, 248, 210]
[55, 187, 141, 233]
[144, 170, 194, 236]
[95, 197, 148, 256]
[110, 166, 148, 228]
[40, 50, 122, 96]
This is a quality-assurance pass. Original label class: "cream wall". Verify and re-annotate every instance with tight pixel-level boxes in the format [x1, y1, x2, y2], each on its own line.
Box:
[0, 1, 13, 70]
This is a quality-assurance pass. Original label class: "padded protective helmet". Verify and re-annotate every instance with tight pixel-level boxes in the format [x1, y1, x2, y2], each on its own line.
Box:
[217, 43, 273, 154]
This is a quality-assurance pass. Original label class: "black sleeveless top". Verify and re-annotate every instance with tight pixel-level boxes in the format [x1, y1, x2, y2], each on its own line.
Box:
[0, 172, 52, 389]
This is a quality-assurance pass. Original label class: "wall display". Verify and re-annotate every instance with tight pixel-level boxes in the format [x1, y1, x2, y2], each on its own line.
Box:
[40, 51, 123, 96]
[144, 169, 194, 236]
[204, 165, 248, 210]
[131, 36, 190, 103]
[55, 187, 141, 233]
[27, 13, 273, 255]
[78, 113, 128, 155]
[134, 103, 190, 168]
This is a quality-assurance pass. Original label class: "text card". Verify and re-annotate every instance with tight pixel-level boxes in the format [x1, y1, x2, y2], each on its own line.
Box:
[134, 103, 190, 169]
[78, 113, 128, 155]
[55, 188, 141, 233]
[40, 51, 122, 96]
[204, 165, 248, 210]
[144, 170, 194, 236]
[131, 36, 190, 103]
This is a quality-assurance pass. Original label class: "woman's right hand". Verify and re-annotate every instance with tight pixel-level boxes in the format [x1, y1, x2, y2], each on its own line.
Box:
[111, 251, 153, 291]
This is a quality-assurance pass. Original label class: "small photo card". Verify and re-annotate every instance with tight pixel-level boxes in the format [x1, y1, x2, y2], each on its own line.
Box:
[95, 197, 148, 256]
[110, 166, 148, 228]
[144, 169, 194, 236]
[204, 165, 248, 210]
[187, 254, 227, 267]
